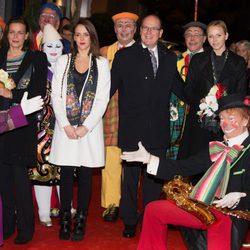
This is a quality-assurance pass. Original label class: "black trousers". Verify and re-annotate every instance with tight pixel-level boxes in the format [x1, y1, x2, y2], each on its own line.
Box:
[0, 163, 34, 238]
[120, 148, 166, 226]
[60, 166, 92, 214]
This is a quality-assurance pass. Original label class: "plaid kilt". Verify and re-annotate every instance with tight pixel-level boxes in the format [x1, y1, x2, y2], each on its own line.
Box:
[166, 53, 188, 159]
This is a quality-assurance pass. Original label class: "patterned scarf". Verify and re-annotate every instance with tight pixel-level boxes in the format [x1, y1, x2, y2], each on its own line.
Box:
[66, 54, 98, 126]
[190, 141, 243, 204]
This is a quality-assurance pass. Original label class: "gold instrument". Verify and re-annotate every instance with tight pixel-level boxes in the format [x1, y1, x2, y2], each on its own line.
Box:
[163, 176, 250, 225]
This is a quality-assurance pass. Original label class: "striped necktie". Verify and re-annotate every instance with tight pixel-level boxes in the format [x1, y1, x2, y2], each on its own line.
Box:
[149, 49, 157, 77]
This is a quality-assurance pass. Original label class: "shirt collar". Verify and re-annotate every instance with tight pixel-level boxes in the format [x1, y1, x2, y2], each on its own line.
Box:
[224, 130, 249, 147]
[187, 48, 204, 55]
[118, 40, 135, 49]
[141, 42, 157, 51]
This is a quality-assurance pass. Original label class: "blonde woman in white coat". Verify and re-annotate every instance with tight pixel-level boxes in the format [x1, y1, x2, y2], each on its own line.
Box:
[49, 18, 110, 241]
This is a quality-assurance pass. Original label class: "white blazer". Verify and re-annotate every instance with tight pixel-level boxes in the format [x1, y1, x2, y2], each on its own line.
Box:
[49, 54, 110, 167]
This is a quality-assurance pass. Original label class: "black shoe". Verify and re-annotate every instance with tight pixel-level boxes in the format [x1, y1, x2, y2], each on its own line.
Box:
[14, 235, 32, 244]
[103, 204, 119, 222]
[71, 211, 86, 241]
[59, 211, 71, 240]
[122, 225, 137, 238]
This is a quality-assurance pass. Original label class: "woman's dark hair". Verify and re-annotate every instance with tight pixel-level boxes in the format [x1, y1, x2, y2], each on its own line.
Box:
[72, 18, 100, 58]
[0, 16, 33, 50]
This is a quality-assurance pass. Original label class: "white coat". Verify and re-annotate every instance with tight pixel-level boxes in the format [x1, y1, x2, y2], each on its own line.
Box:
[49, 54, 110, 167]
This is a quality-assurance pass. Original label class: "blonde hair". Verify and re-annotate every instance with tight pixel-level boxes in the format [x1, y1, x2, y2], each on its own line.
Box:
[207, 20, 228, 34]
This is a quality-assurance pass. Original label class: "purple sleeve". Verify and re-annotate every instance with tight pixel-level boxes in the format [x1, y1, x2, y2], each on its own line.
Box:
[8, 105, 28, 129]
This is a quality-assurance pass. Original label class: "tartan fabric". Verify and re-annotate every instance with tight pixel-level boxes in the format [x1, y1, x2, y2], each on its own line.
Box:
[166, 52, 189, 159]
[190, 141, 244, 204]
[104, 91, 119, 146]
[103, 42, 119, 146]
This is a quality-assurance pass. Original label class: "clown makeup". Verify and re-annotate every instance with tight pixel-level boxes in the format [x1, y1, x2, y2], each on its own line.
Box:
[219, 109, 249, 139]
[114, 18, 136, 46]
[43, 39, 63, 63]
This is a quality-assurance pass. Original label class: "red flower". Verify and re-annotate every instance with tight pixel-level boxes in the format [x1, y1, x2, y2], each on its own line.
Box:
[243, 96, 250, 106]
[215, 83, 227, 100]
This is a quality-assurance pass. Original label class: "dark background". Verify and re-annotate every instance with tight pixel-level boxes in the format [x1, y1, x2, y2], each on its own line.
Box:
[7, 0, 250, 47]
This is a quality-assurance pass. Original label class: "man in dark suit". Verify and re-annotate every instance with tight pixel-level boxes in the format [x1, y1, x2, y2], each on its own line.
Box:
[111, 14, 184, 238]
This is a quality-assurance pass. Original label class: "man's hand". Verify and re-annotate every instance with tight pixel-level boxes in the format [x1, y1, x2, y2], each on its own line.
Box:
[21, 92, 44, 115]
[75, 125, 89, 138]
[64, 125, 78, 139]
[213, 192, 247, 209]
[121, 141, 151, 164]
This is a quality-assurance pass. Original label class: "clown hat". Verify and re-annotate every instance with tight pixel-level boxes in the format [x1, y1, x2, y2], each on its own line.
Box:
[112, 12, 139, 22]
[216, 94, 250, 114]
[42, 24, 62, 44]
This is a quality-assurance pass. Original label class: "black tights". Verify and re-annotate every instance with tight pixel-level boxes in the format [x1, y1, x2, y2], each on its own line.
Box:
[60, 166, 92, 214]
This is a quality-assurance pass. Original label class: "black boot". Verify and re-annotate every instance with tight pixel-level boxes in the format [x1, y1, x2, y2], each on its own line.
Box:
[59, 211, 71, 240]
[71, 211, 86, 241]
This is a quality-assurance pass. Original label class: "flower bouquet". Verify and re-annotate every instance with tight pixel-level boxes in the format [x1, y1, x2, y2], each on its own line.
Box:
[0, 69, 16, 90]
[197, 84, 227, 133]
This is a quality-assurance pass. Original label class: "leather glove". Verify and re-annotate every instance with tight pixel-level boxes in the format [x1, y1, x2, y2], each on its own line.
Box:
[213, 192, 247, 209]
[121, 141, 151, 164]
[21, 92, 44, 115]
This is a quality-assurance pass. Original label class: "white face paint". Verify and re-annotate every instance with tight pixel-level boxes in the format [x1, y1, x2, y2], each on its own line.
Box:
[43, 39, 63, 63]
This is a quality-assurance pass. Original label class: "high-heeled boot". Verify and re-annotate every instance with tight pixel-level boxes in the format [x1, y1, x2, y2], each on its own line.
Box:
[59, 211, 71, 240]
[71, 211, 86, 241]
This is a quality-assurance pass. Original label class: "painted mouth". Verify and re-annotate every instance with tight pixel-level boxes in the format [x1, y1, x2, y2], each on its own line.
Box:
[223, 128, 235, 134]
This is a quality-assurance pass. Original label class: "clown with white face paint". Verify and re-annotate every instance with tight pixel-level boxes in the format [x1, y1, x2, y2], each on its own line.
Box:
[29, 24, 63, 227]
[43, 39, 63, 65]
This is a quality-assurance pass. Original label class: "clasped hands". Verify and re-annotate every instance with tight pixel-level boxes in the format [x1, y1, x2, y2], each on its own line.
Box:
[64, 124, 89, 140]
[121, 141, 151, 164]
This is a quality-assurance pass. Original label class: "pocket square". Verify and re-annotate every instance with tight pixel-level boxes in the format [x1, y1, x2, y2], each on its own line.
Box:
[233, 169, 245, 175]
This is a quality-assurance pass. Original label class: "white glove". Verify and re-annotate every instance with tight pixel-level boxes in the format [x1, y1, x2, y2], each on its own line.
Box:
[121, 141, 151, 164]
[213, 192, 246, 209]
[21, 92, 44, 115]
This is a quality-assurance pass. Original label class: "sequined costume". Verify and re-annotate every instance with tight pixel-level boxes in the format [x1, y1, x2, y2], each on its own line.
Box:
[29, 68, 60, 185]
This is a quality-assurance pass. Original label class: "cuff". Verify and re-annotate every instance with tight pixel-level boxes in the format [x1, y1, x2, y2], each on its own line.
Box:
[147, 155, 160, 175]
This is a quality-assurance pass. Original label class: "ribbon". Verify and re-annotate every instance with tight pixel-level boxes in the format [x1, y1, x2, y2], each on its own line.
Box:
[190, 141, 243, 204]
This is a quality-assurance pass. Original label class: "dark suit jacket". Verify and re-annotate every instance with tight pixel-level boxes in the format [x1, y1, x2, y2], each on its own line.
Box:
[178, 48, 248, 159]
[111, 41, 184, 150]
[0, 48, 47, 166]
[157, 135, 250, 242]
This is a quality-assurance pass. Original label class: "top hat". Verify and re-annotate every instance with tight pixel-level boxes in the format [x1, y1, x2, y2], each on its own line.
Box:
[216, 94, 250, 114]
[182, 21, 207, 32]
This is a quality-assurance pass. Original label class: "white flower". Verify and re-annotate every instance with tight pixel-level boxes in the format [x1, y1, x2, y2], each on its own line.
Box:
[0, 69, 16, 90]
[199, 102, 208, 111]
[205, 95, 218, 112]
[0, 69, 9, 83]
[197, 93, 219, 118]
